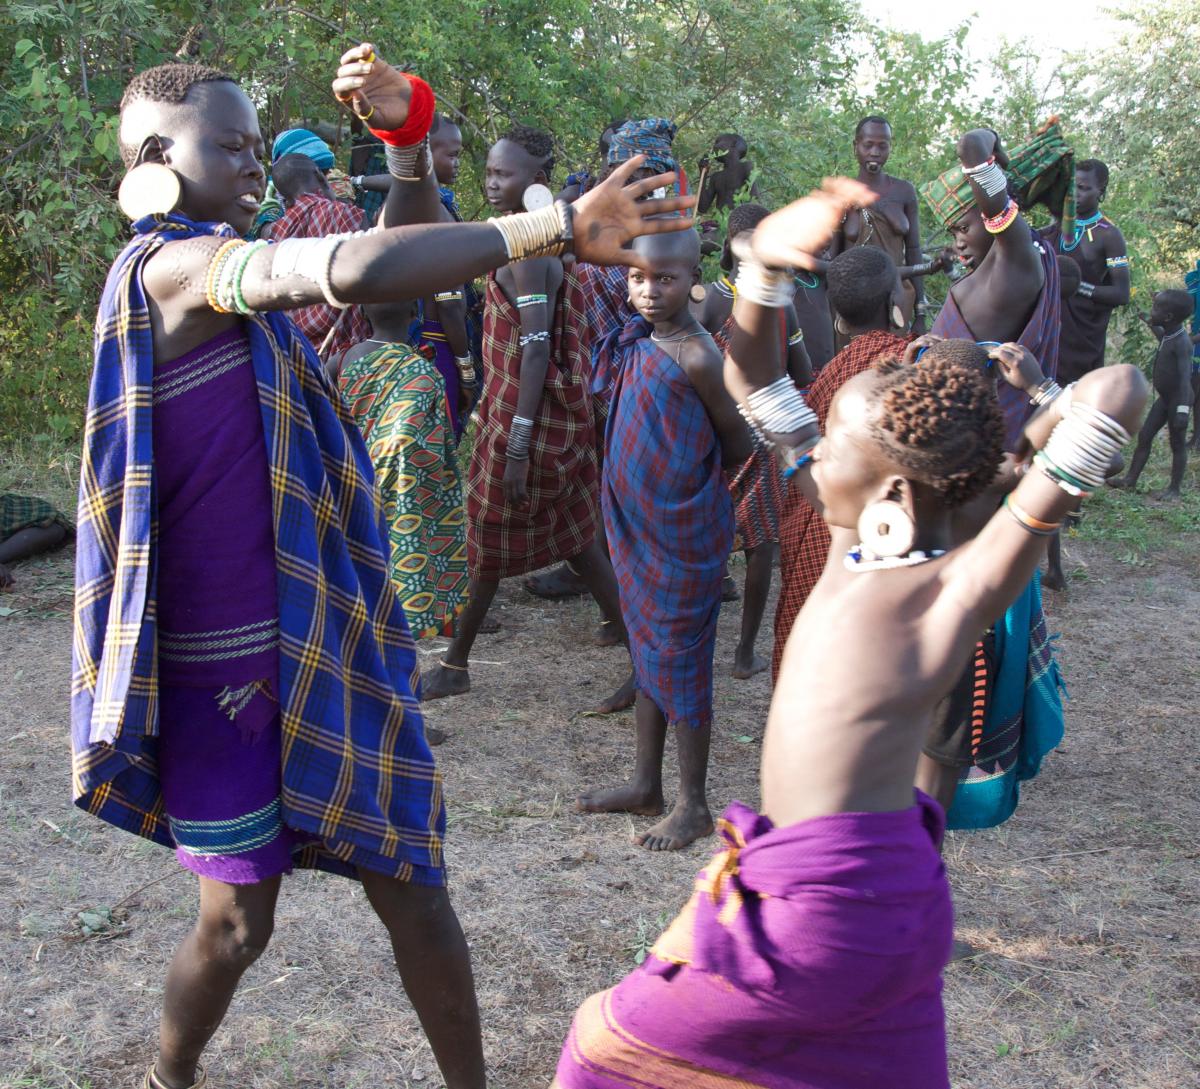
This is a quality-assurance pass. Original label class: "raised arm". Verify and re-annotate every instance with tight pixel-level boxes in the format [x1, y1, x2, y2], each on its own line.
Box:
[943, 362, 1147, 630]
[957, 129, 1041, 279]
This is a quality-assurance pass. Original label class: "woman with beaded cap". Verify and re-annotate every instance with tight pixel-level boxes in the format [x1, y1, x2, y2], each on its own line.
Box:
[72, 44, 692, 1089]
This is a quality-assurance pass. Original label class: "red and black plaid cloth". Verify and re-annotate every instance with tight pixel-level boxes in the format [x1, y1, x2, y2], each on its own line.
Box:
[772, 330, 910, 680]
[714, 315, 786, 551]
[466, 270, 598, 579]
[271, 193, 371, 359]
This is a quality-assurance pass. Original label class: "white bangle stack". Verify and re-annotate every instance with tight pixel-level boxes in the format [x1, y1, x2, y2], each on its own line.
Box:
[734, 258, 795, 308]
[489, 202, 571, 261]
[962, 158, 1008, 197]
[744, 376, 818, 437]
[1029, 378, 1063, 406]
[507, 415, 535, 460]
[385, 137, 431, 181]
[1039, 400, 1131, 491]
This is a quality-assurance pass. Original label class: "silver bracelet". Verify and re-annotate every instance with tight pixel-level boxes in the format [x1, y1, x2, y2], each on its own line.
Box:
[744, 376, 817, 435]
[385, 137, 431, 181]
[734, 257, 795, 308]
[518, 330, 551, 347]
[1077, 281, 1096, 299]
[962, 158, 1008, 197]
[489, 202, 569, 262]
[270, 234, 353, 307]
[1029, 379, 1062, 406]
[507, 415, 535, 460]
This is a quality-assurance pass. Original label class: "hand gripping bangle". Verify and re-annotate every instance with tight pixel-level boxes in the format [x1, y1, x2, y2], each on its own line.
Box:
[1029, 378, 1062, 406]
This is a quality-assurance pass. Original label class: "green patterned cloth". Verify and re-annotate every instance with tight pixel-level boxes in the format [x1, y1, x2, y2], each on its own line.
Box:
[920, 119, 1076, 237]
[1, 494, 73, 539]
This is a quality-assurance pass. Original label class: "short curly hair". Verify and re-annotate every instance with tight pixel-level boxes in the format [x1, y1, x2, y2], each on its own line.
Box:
[917, 337, 992, 375]
[119, 62, 235, 166]
[502, 124, 555, 179]
[827, 246, 896, 325]
[727, 202, 770, 240]
[868, 354, 1004, 508]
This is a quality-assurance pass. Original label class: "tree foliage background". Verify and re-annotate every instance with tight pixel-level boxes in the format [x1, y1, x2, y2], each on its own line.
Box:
[1, 0, 1196, 440]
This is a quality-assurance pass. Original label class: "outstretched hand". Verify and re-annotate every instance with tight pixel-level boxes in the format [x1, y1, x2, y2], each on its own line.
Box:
[748, 178, 876, 270]
[331, 43, 412, 129]
[571, 157, 697, 270]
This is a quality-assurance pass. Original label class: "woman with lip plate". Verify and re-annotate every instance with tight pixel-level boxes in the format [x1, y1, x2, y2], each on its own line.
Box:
[71, 47, 692, 1089]
[830, 116, 933, 343]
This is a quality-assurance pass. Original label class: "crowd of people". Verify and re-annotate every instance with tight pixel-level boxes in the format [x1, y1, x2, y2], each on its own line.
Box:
[9, 34, 1184, 1089]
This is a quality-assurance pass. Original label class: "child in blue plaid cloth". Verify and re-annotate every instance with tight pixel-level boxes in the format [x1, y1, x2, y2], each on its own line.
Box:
[577, 229, 752, 851]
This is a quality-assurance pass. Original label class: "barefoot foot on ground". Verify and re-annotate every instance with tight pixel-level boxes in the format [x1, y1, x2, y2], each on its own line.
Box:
[1152, 488, 1181, 502]
[477, 613, 502, 634]
[1107, 476, 1134, 490]
[593, 620, 622, 648]
[590, 672, 637, 714]
[523, 564, 588, 600]
[732, 650, 769, 679]
[1042, 566, 1067, 592]
[421, 663, 470, 701]
[721, 575, 740, 602]
[425, 725, 448, 746]
[636, 802, 714, 851]
[576, 783, 664, 816]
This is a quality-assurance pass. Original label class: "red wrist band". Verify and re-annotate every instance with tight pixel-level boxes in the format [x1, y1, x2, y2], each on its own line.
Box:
[369, 74, 436, 147]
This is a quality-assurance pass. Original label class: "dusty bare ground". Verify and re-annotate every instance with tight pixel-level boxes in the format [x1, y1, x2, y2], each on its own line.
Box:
[1, 528, 1197, 1088]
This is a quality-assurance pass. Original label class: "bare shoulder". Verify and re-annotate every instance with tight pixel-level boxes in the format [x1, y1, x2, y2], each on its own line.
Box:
[676, 328, 723, 382]
[141, 235, 224, 311]
[1101, 220, 1127, 254]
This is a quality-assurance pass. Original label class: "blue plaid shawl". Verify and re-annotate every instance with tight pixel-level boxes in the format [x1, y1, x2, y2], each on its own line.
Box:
[71, 213, 444, 878]
[947, 572, 1065, 831]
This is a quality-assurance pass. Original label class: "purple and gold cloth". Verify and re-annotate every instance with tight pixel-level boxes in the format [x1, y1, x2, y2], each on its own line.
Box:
[600, 317, 733, 729]
[556, 794, 953, 1089]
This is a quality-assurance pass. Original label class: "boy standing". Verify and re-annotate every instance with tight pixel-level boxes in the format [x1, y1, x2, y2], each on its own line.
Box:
[1112, 289, 1194, 498]
[577, 229, 751, 851]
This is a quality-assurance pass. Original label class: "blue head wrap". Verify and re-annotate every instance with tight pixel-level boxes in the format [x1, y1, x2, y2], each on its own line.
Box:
[607, 119, 678, 176]
[271, 129, 334, 170]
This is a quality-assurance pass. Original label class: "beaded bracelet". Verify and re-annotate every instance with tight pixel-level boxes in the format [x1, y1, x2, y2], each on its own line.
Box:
[229, 240, 270, 315]
[518, 330, 551, 347]
[1033, 452, 1093, 498]
[1106, 255, 1130, 269]
[983, 200, 1019, 235]
[1004, 494, 1061, 536]
[455, 354, 477, 384]
[787, 329, 805, 346]
[204, 239, 245, 314]
[433, 289, 464, 303]
[1077, 281, 1096, 299]
[516, 293, 549, 308]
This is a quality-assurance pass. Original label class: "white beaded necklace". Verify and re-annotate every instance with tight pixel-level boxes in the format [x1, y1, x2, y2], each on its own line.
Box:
[844, 546, 946, 572]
